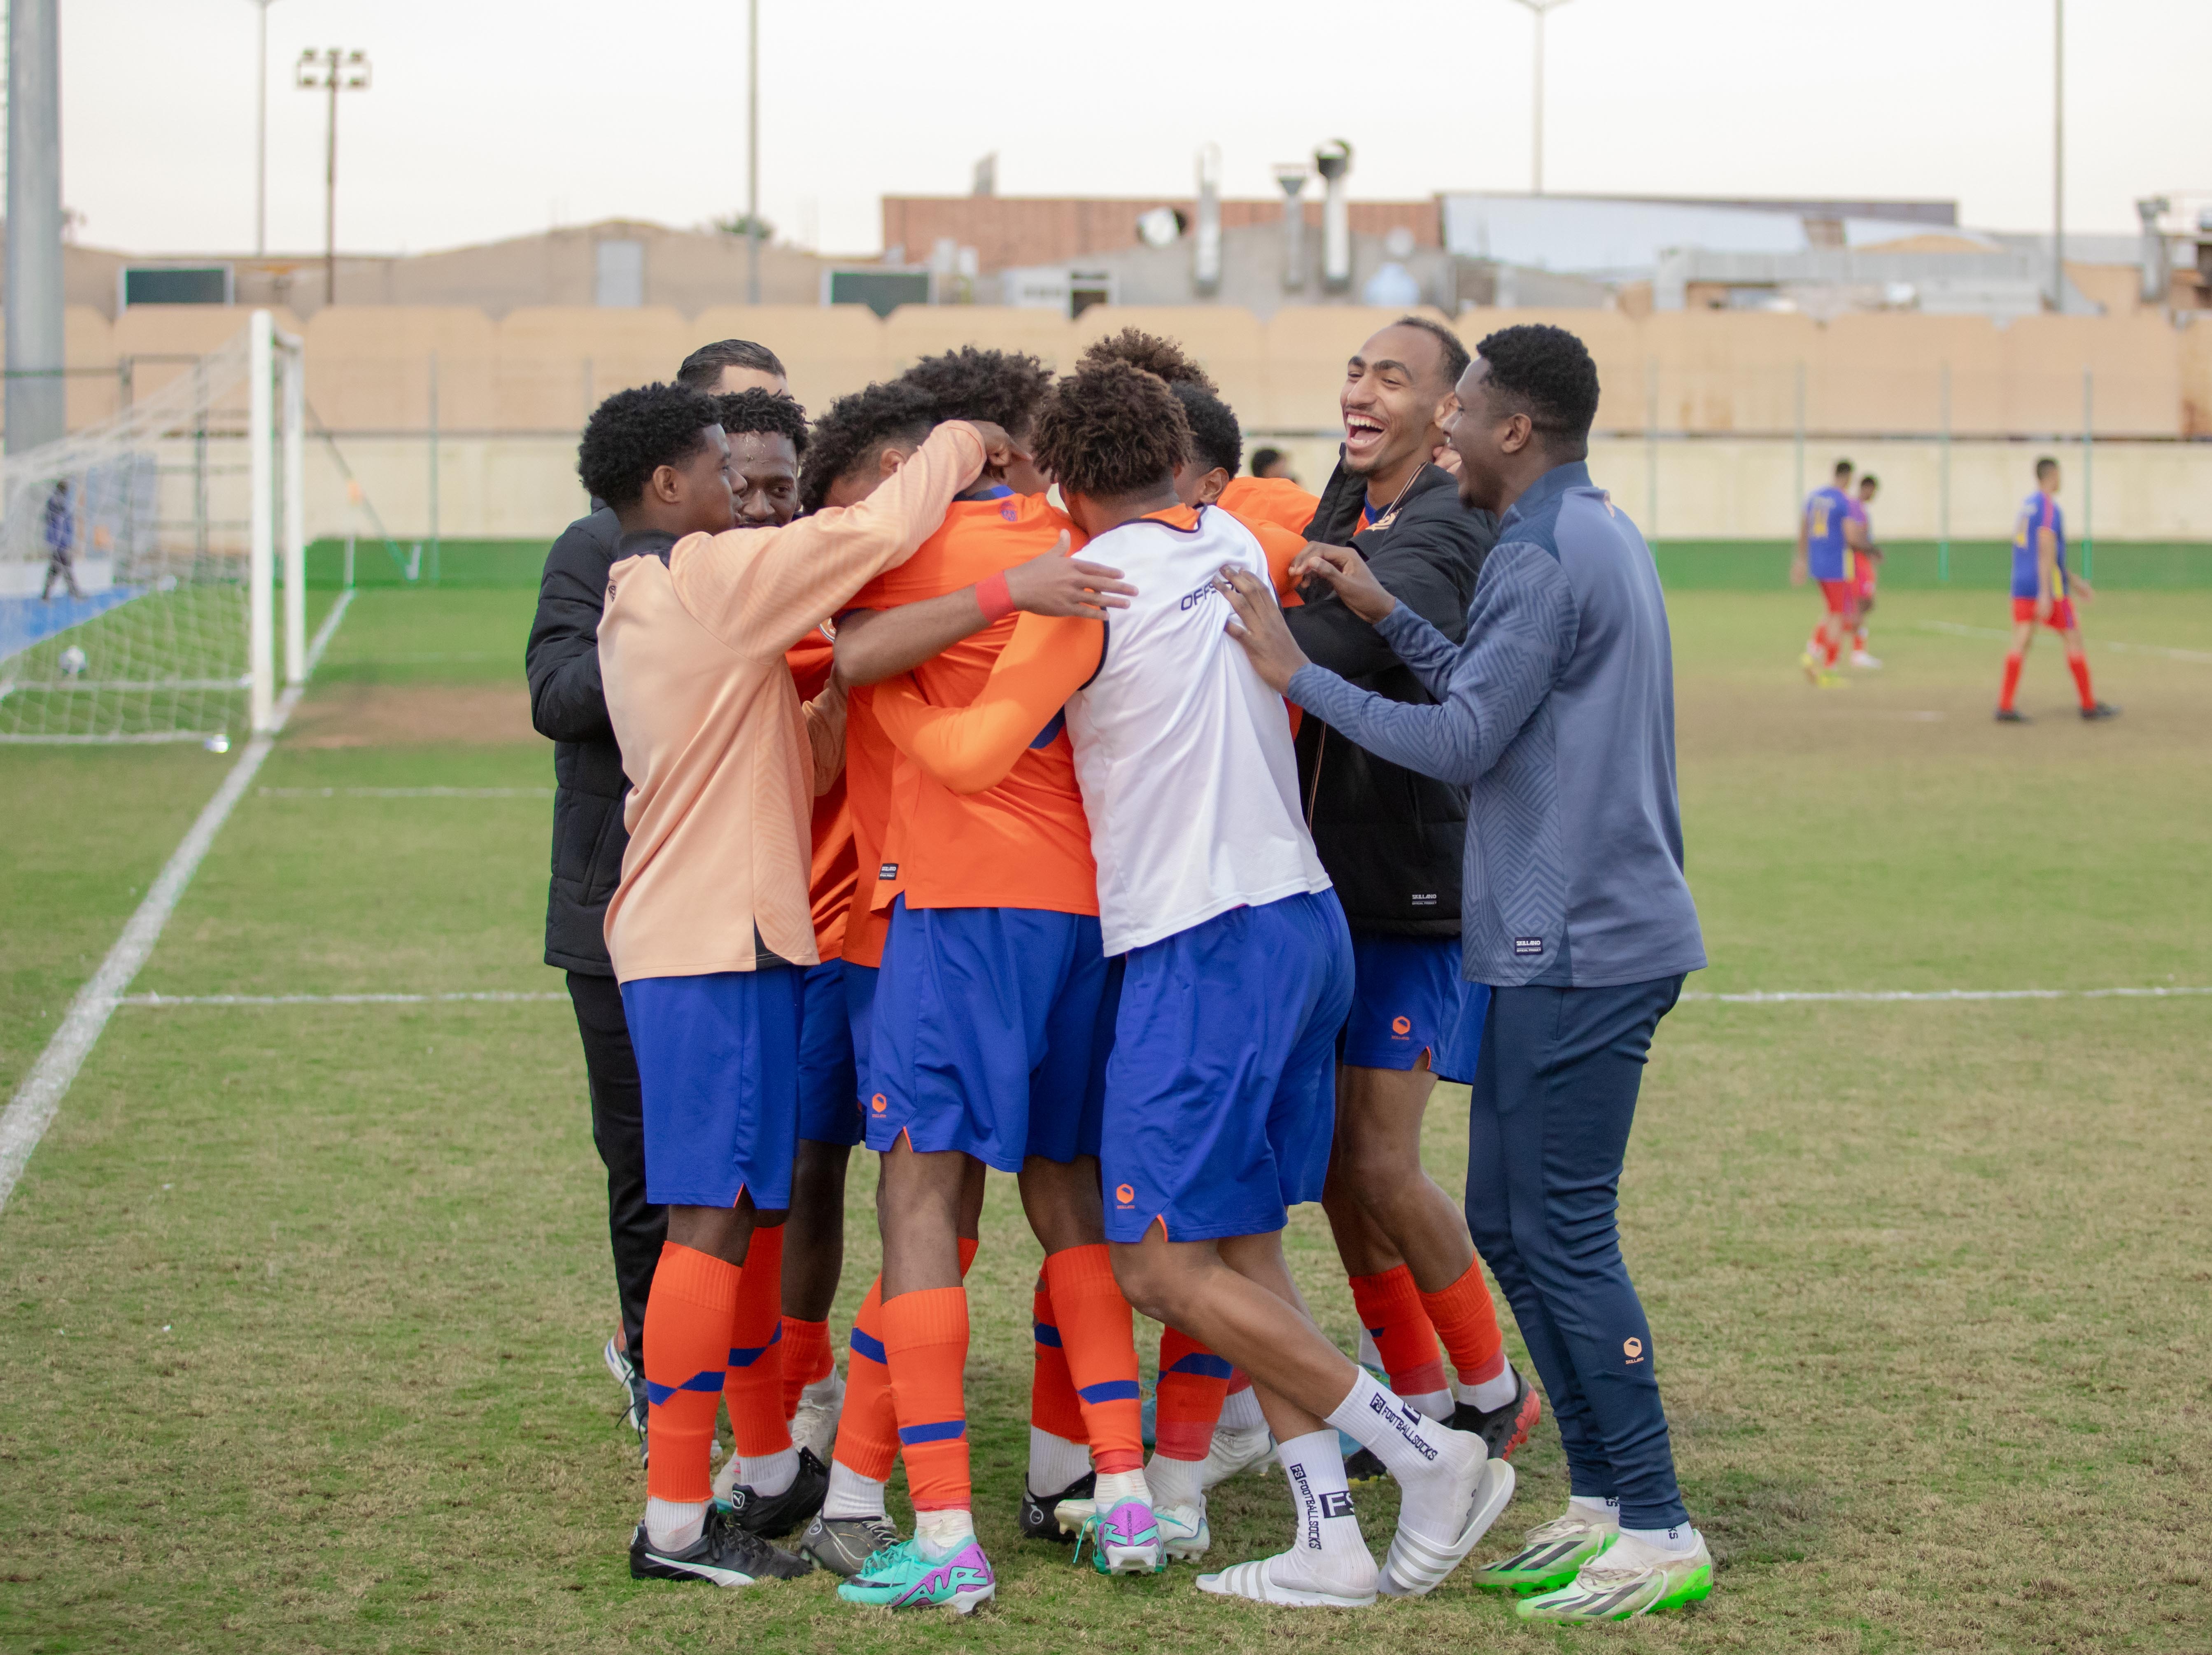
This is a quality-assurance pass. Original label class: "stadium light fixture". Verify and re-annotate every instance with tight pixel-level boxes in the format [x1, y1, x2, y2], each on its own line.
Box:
[1505, 0, 1574, 196]
[295, 47, 371, 310]
[247, 1, 279, 259]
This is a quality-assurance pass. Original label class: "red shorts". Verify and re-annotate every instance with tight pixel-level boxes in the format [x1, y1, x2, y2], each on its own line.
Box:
[1853, 555, 1877, 601]
[1818, 579, 1857, 615]
[2012, 596, 2077, 632]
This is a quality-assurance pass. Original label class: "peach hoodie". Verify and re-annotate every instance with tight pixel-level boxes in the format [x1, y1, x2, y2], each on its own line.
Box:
[597, 421, 986, 982]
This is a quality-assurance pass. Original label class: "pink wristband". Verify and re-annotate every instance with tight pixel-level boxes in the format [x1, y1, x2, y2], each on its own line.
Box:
[975, 571, 1015, 623]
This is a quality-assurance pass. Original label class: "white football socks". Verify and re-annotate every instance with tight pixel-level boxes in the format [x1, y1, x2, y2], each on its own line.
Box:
[740, 1445, 797, 1498]
[1272, 1430, 1377, 1594]
[1093, 1467, 1151, 1510]
[1145, 1451, 1204, 1514]
[1620, 1522, 1702, 1557]
[1568, 1493, 1621, 1524]
[1324, 1371, 1480, 1542]
[1219, 1385, 1266, 1432]
[821, 1461, 886, 1521]
[1407, 1386, 1454, 1421]
[643, 1495, 706, 1551]
[1459, 1365, 1520, 1414]
[1028, 1426, 1091, 1496]
[914, 1506, 975, 1557]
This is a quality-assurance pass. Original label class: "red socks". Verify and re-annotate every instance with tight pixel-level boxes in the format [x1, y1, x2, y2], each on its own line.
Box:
[1029, 1280, 1089, 1443]
[1419, 1258, 1507, 1388]
[725, 1224, 792, 1461]
[1999, 652, 2024, 711]
[2068, 653, 2096, 710]
[1154, 1327, 1233, 1461]
[642, 1242, 738, 1503]
[1349, 1266, 1448, 1399]
[1041, 1245, 1144, 1474]
[884, 1285, 971, 1510]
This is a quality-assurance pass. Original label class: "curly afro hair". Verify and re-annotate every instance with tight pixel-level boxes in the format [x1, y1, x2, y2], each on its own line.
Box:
[1076, 326, 1216, 392]
[714, 388, 809, 457]
[576, 382, 722, 508]
[1170, 382, 1241, 478]
[798, 379, 937, 513]
[899, 346, 1054, 441]
[1032, 361, 1191, 502]
[1473, 324, 1601, 448]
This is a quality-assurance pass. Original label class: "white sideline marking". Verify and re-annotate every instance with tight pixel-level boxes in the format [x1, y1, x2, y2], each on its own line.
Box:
[0, 591, 353, 1212]
[1917, 619, 2212, 664]
[1683, 985, 2212, 1005]
[121, 991, 567, 1007]
[257, 786, 552, 798]
[108, 983, 2212, 1011]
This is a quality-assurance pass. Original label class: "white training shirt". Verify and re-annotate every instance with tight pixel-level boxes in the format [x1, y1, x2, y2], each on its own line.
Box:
[1064, 505, 1333, 956]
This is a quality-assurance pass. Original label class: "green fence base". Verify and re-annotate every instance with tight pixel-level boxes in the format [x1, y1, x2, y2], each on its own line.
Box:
[1650, 541, 2212, 592]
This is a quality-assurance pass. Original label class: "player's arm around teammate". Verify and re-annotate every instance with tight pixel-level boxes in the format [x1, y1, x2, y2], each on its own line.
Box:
[1220, 326, 1718, 1624]
[592, 385, 995, 1588]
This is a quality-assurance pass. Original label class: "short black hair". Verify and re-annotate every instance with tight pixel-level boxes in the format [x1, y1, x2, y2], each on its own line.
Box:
[676, 338, 787, 390]
[1033, 361, 1190, 501]
[1859, 473, 1880, 490]
[1388, 315, 1471, 391]
[715, 388, 809, 458]
[1833, 459, 1855, 478]
[1076, 327, 1216, 392]
[1171, 382, 1241, 477]
[577, 382, 722, 508]
[799, 379, 937, 514]
[2035, 455, 2058, 479]
[1249, 446, 1285, 477]
[1473, 324, 1601, 450]
[900, 346, 1054, 440]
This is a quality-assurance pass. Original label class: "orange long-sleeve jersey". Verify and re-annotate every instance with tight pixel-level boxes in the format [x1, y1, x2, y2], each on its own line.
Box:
[1218, 475, 1319, 539]
[872, 502, 1304, 796]
[846, 489, 1098, 917]
[786, 627, 858, 962]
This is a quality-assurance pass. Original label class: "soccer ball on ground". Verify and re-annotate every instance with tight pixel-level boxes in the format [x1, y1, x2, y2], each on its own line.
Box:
[58, 645, 88, 677]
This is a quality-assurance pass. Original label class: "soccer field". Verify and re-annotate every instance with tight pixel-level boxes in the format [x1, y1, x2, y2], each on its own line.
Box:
[2, 583, 2208, 1653]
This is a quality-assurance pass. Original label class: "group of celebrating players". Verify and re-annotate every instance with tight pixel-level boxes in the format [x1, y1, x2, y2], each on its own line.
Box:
[525, 314, 1715, 1621]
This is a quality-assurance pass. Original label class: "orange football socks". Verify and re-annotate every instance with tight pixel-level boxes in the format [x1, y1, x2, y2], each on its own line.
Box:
[884, 1285, 972, 1511]
[1030, 1280, 1089, 1442]
[726, 1223, 795, 1493]
[643, 1241, 739, 1506]
[1350, 1265, 1449, 1403]
[780, 1315, 833, 1422]
[1041, 1245, 1144, 1475]
[1419, 1258, 1508, 1389]
[1153, 1327, 1233, 1462]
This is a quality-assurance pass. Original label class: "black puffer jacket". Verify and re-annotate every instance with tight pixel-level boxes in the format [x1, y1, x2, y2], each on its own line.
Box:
[524, 505, 628, 974]
[1287, 459, 1497, 936]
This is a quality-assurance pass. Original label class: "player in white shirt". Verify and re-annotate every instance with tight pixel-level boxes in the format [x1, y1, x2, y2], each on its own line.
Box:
[881, 361, 1513, 1606]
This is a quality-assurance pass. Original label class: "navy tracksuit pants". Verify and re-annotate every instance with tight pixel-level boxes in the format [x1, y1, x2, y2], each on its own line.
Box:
[1464, 974, 1689, 1531]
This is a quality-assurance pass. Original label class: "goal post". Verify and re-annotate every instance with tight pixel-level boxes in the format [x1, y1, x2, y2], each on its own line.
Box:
[0, 309, 303, 746]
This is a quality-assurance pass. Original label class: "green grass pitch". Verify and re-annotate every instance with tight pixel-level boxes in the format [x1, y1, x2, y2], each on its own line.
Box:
[2, 582, 2209, 1652]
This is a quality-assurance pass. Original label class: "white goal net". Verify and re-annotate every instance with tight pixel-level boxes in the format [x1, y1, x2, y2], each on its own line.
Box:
[0, 310, 303, 745]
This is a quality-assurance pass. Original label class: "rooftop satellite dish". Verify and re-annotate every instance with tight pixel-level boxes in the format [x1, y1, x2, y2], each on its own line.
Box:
[1137, 206, 1186, 249]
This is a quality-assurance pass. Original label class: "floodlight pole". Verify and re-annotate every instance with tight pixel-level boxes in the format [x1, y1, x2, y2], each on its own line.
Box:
[746, 0, 761, 305]
[296, 47, 371, 310]
[1507, 0, 1573, 195]
[2051, 0, 2065, 311]
[249, 0, 278, 257]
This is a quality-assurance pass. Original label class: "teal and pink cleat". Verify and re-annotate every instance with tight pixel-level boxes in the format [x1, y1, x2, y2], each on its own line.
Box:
[835, 1536, 996, 1614]
[1075, 1498, 1167, 1575]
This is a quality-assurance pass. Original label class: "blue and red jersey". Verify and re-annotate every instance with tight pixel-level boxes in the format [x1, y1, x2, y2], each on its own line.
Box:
[1803, 486, 1851, 582]
[2011, 491, 2066, 599]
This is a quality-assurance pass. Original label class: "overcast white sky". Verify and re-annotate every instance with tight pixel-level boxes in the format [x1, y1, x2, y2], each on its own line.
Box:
[57, 0, 2212, 259]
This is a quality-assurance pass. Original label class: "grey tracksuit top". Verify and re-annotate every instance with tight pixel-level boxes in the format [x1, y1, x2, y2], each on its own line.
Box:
[1285, 459, 1706, 990]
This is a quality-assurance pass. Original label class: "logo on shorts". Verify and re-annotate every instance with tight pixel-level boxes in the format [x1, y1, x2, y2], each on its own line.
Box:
[1114, 1183, 1135, 1207]
[1624, 1337, 1645, 1364]
[1391, 1015, 1413, 1037]
[870, 1093, 887, 1114]
[1514, 937, 1545, 957]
